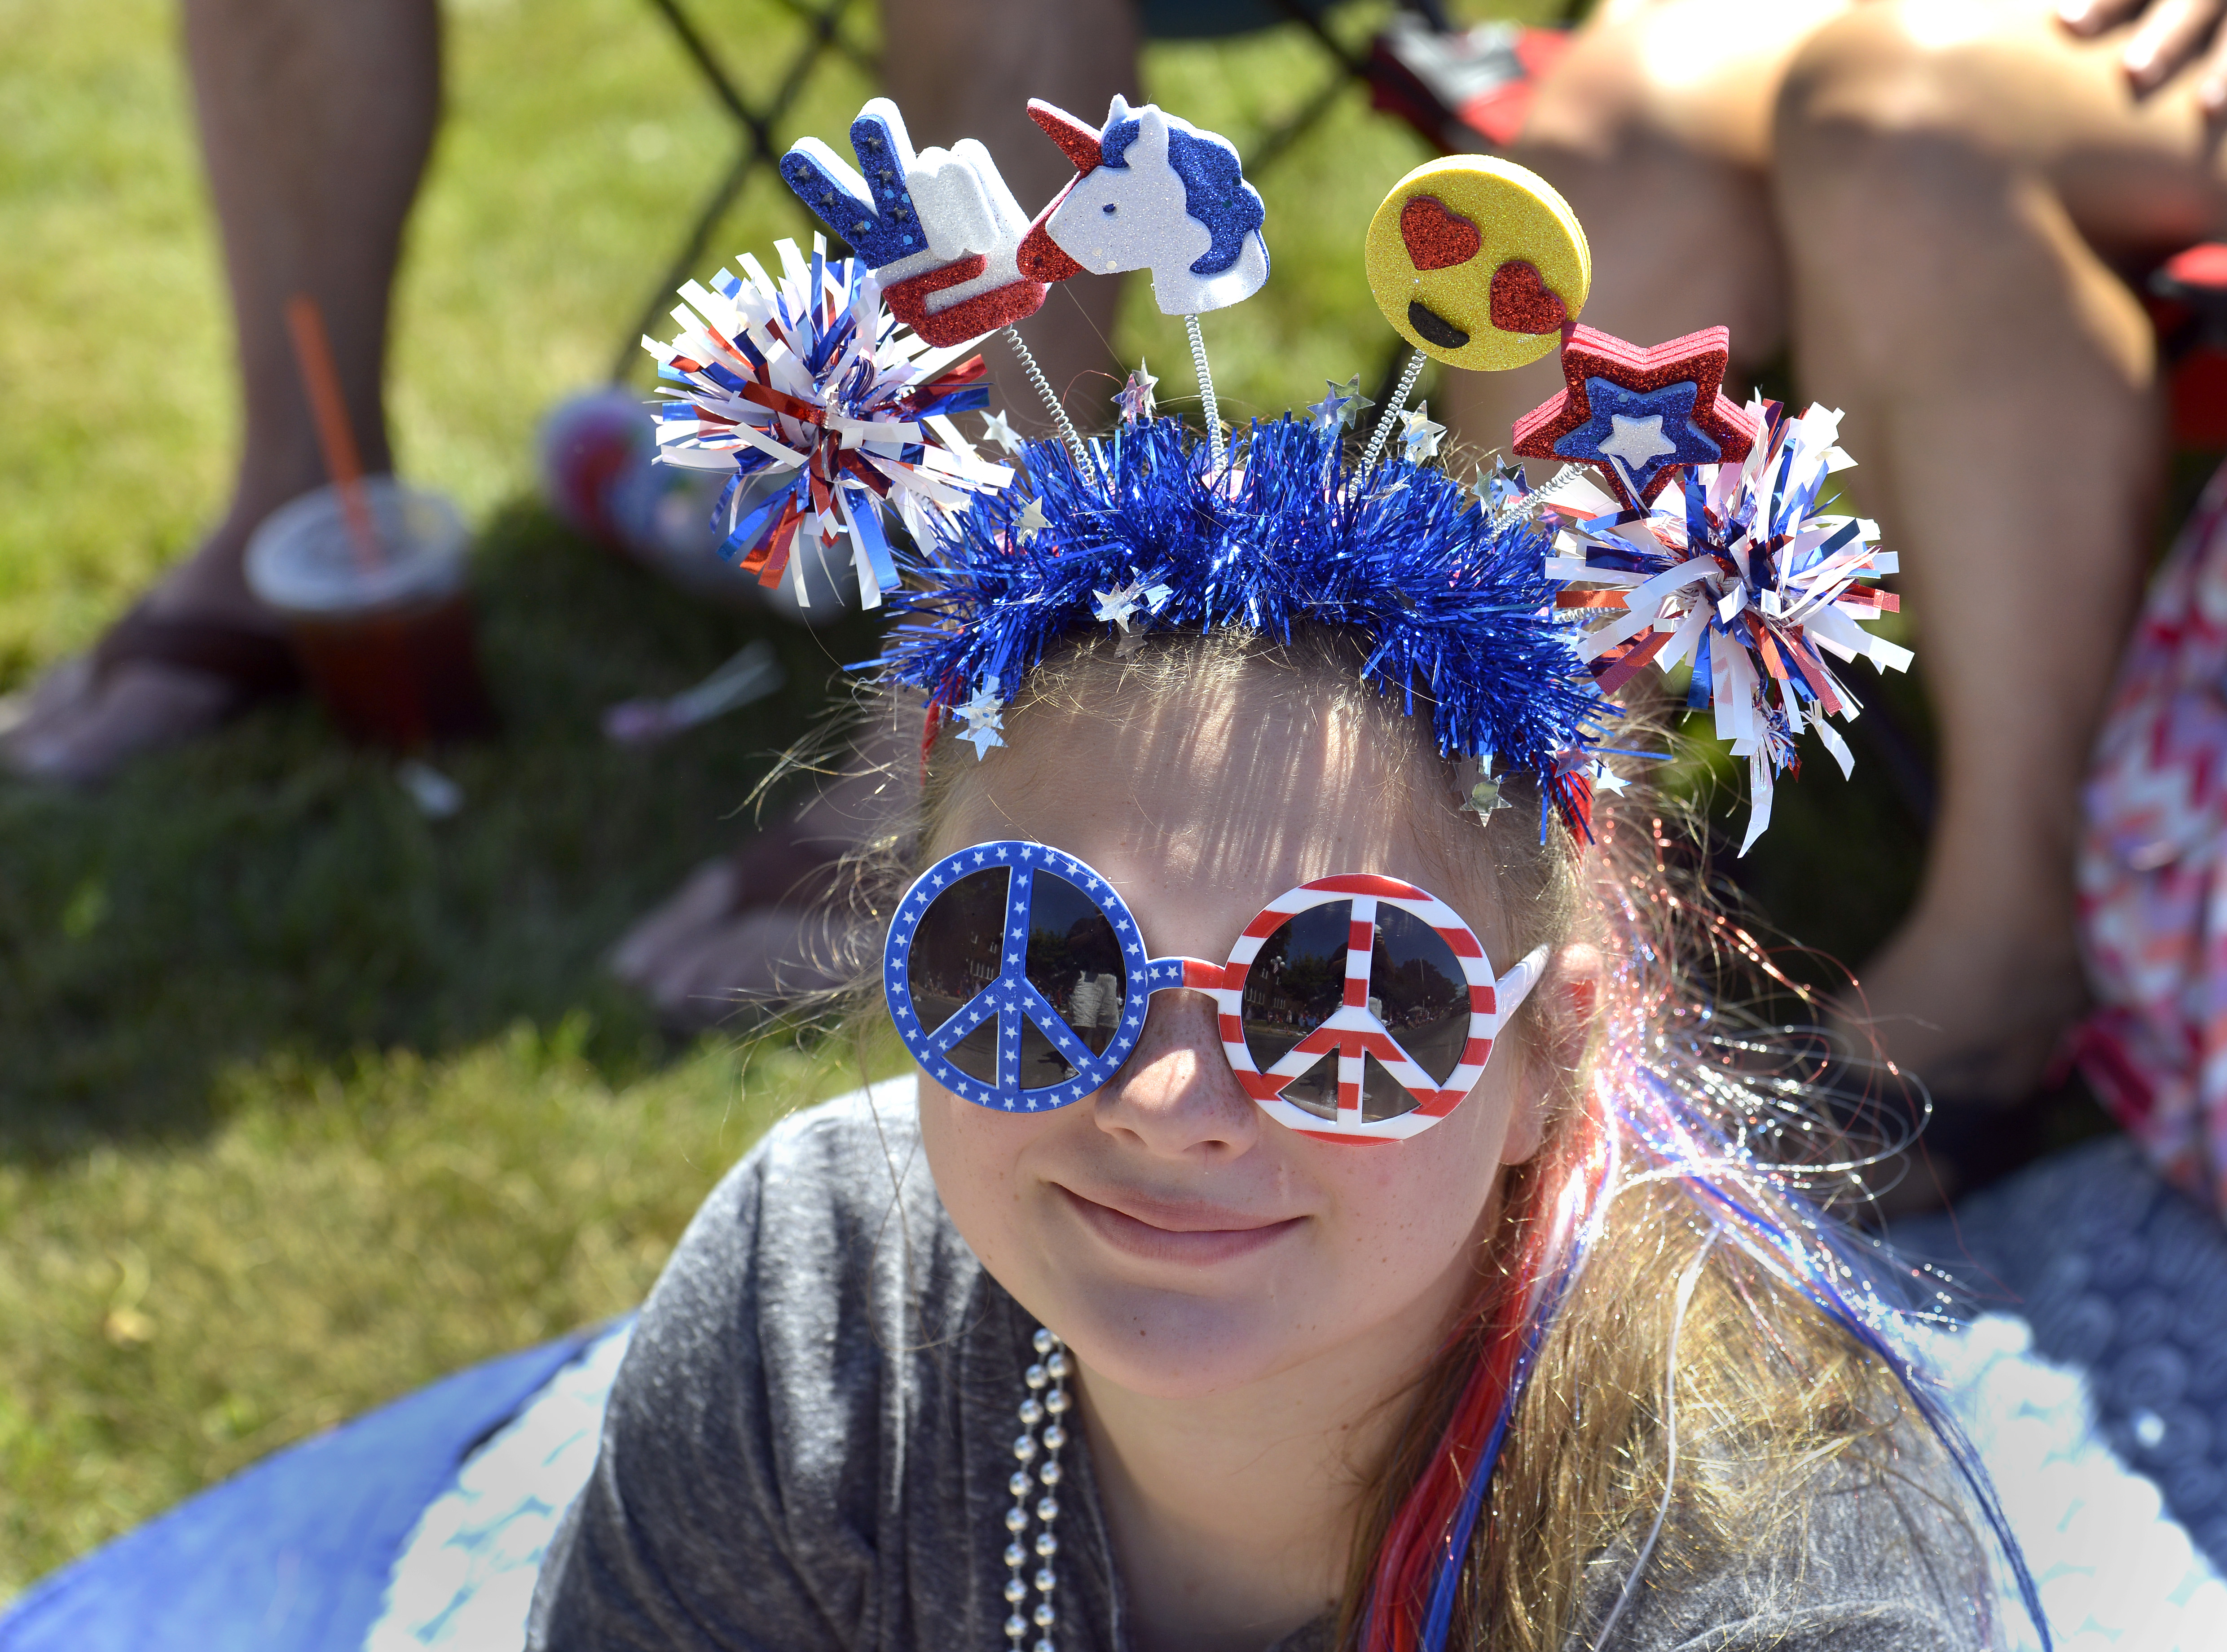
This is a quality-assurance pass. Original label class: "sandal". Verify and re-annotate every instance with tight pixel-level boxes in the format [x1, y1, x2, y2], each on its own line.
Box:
[721, 814, 852, 911]
[0, 600, 304, 784]
[610, 814, 858, 1031]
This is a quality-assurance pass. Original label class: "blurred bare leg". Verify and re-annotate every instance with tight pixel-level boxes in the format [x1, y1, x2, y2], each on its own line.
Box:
[881, 0, 1140, 436]
[610, 697, 923, 1027]
[1439, 0, 1851, 461]
[1777, 0, 2227, 1098]
[3, 0, 439, 783]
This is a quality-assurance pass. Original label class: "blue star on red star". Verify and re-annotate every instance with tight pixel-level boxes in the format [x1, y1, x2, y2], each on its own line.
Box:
[1510, 325, 1757, 505]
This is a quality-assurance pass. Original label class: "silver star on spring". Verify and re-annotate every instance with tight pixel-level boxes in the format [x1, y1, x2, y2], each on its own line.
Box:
[1458, 756, 1505, 822]
[1093, 580, 1145, 633]
[1308, 374, 1372, 432]
[953, 676, 1006, 760]
[1475, 458, 1537, 528]
[1590, 760, 1630, 796]
[1401, 402, 1447, 464]
[1092, 577, 1171, 634]
[1013, 496, 1050, 543]
[1116, 360, 1159, 425]
[978, 409, 1025, 457]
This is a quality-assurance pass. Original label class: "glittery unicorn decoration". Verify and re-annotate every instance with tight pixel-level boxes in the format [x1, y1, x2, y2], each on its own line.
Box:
[1017, 95, 1269, 316]
[1019, 95, 1269, 470]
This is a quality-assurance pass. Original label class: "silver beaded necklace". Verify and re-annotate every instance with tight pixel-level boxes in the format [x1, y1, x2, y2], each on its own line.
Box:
[1003, 1327, 1071, 1652]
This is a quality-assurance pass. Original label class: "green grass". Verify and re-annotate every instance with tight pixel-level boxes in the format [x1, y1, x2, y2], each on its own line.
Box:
[0, 1019, 903, 1591]
[0, 0, 1928, 1607]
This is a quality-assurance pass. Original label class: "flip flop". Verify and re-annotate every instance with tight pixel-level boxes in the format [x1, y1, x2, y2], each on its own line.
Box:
[0, 600, 305, 783]
[719, 814, 851, 912]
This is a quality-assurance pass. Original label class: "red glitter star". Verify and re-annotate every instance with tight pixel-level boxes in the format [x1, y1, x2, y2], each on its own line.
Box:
[1511, 325, 1757, 504]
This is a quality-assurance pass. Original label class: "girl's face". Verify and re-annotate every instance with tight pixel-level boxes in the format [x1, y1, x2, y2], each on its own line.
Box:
[915, 671, 1550, 1400]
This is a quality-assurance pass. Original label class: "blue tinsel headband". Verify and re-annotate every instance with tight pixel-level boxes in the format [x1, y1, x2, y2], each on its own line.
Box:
[876, 413, 1609, 838]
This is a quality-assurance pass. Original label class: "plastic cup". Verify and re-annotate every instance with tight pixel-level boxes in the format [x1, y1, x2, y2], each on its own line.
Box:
[245, 478, 497, 748]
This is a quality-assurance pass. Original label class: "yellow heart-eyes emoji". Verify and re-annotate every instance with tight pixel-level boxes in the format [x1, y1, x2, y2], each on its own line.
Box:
[1364, 156, 1590, 372]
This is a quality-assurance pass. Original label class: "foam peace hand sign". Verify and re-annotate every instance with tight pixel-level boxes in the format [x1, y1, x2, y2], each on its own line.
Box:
[781, 97, 1048, 345]
[780, 100, 935, 270]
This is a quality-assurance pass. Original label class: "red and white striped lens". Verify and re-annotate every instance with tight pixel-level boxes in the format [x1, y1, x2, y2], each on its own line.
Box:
[1215, 875, 1536, 1142]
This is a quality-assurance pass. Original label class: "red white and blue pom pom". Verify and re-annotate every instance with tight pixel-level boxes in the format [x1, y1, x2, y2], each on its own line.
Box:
[1540, 397, 1912, 853]
[640, 235, 1017, 610]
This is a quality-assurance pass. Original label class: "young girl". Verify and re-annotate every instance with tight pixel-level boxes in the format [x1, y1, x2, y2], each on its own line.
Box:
[524, 354, 2020, 1648]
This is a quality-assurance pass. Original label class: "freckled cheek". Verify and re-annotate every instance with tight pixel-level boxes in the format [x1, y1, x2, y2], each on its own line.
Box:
[1307, 1141, 1497, 1279]
[1306, 1067, 1518, 1272]
[918, 1082, 1046, 1265]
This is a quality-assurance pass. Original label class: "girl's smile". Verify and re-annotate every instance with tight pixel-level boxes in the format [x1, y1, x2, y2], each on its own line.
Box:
[1052, 1182, 1307, 1266]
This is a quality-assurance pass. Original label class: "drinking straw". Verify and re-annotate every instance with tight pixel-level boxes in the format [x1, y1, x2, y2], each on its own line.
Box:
[284, 294, 383, 572]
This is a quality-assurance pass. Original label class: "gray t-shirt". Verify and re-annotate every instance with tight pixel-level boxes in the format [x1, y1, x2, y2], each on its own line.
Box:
[528, 1082, 1994, 1651]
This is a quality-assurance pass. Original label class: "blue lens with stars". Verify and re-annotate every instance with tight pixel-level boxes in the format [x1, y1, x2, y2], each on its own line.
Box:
[884, 840, 1193, 1112]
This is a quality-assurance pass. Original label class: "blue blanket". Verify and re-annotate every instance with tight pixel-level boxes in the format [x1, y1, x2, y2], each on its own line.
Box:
[0, 1330, 602, 1652]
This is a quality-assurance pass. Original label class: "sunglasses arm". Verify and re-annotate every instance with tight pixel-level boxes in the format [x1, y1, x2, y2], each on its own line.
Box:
[1488, 944, 1553, 1033]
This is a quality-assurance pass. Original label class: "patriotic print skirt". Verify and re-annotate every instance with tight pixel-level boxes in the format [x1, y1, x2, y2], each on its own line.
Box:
[2079, 462, 2227, 1215]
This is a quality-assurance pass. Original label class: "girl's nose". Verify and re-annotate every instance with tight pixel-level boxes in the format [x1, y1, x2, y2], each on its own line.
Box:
[1089, 986, 1261, 1162]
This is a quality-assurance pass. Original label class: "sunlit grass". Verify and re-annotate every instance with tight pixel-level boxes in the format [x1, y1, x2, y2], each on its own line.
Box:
[0, 1019, 905, 1595]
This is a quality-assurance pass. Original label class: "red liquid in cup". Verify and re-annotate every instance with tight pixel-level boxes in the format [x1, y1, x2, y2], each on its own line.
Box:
[286, 591, 497, 748]
[246, 478, 497, 751]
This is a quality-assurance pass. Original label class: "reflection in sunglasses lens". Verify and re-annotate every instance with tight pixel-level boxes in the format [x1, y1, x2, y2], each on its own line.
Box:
[1240, 902, 1352, 1120]
[1240, 901, 1472, 1122]
[1023, 875, 1127, 1085]
[906, 868, 1009, 1084]
[907, 865, 1133, 1092]
[1365, 906, 1470, 1118]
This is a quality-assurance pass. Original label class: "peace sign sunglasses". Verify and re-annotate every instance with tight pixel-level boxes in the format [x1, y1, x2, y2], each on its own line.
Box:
[883, 840, 1548, 1142]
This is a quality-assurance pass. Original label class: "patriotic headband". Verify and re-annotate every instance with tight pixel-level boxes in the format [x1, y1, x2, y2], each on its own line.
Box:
[643, 105, 1907, 848]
